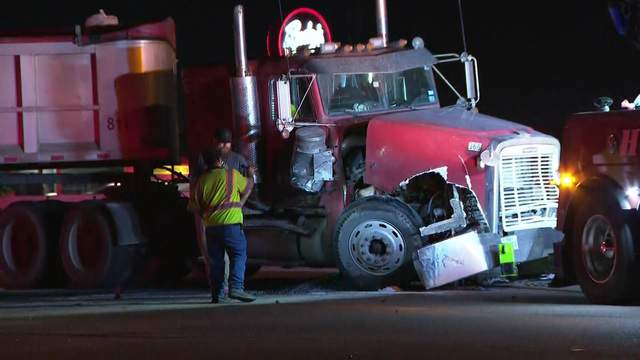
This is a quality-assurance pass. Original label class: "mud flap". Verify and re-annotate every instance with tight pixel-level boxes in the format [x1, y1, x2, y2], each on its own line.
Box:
[104, 202, 145, 246]
[413, 231, 501, 289]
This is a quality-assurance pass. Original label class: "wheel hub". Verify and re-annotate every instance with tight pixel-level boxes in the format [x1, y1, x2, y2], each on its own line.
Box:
[582, 215, 617, 284]
[368, 239, 387, 256]
[349, 220, 405, 275]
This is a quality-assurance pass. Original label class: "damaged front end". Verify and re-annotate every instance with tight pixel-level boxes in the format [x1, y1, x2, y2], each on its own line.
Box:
[414, 232, 500, 289]
[396, 168, 497, 288]
[396, 136, 564, 290]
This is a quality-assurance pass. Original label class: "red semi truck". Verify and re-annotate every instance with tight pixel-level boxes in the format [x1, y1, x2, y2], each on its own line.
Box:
[0, 1, 563, 291]
[556, 103, 640, 304]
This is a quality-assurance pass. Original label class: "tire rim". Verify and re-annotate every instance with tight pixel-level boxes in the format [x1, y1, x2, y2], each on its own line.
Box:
[348, 220, 405, 276]
[582, 214, 617, 284]
[67, 213, 108, 275]
[2, 215, 37, 273]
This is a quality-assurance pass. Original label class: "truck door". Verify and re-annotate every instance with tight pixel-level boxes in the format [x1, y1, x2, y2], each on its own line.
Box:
[265, 74, 319, 195]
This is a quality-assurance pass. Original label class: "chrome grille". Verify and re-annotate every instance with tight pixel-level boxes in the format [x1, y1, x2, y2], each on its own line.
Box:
[499, 144, 559, 232]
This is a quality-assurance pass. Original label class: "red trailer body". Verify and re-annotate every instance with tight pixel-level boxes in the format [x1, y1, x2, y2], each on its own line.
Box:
[0, 18, 195, 290]
[0, 18, 178, 167]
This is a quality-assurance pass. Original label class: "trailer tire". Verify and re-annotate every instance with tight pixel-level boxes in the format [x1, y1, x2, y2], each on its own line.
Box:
[60, 202, 135, 288]
[572, 194, 639, 304]
[335, 198, 422, 290]
[0, 203, 50, 289]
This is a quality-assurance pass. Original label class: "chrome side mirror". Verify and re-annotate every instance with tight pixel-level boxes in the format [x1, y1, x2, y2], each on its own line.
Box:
[461, 52, 479, 109]
[275, 77, 294, 137]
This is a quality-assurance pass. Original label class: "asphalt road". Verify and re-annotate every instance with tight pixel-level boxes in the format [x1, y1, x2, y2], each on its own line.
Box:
[0, 269, 639, 359]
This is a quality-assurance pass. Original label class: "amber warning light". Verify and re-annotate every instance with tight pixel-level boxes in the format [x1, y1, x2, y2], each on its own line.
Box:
[553, 171, 577, 188]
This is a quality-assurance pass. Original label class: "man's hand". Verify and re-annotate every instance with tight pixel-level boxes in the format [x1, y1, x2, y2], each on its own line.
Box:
[247, 165, 257, 178]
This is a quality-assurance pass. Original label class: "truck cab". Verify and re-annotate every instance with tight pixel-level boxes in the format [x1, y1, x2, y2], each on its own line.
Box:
[184, 2, 563, 289]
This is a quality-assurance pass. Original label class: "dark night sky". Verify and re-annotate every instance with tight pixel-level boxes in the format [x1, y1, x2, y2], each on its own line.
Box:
[2, 0, 640, 139]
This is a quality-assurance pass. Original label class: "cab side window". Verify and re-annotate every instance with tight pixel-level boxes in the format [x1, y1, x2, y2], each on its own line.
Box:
[290, 76, 315, 120]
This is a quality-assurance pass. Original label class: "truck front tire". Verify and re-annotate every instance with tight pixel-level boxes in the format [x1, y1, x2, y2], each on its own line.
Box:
[572, 194, 639, 304]
[334, 198, 422, 290]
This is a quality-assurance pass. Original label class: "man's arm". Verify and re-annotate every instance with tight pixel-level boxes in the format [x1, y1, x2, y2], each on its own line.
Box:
[187, 180, 204, 217]
[191, 153, 206, 181]
[239, 166, 256, 207]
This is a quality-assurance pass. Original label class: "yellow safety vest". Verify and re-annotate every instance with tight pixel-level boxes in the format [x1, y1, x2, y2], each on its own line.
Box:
[190, 168, 247, 227]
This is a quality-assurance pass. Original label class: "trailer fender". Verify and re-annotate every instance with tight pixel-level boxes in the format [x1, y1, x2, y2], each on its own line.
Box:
[104, 202, 145, 246]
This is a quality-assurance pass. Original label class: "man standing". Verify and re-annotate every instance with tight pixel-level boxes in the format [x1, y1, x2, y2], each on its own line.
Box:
[190, 148, 256, 303]
[190, 127, 248, 293]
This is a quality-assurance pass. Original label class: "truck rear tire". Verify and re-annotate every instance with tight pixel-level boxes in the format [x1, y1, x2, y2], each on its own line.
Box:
[334, 198, 422, 290]
[59, 202, 135, 288]
[0, 203, 50, 289]
[572, 194, 639, 304]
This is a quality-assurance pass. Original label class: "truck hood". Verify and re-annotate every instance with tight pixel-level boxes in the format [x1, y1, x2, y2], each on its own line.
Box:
[369, 106, 534, 138]
[363, 106, 553, 196]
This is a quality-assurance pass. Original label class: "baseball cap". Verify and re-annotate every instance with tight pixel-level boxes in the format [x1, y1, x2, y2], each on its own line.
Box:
[215, 128, 232, 143]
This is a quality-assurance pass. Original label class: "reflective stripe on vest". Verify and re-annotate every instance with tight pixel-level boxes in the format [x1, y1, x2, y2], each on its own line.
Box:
[202, 168, 241, 217]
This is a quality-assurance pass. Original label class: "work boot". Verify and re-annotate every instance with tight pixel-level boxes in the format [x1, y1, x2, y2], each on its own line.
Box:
[211, 289, 226, 304]
[211, 296, 232, 304]
[228, 289, 256, 302]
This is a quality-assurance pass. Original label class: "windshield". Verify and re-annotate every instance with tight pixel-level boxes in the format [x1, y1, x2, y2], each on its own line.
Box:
[318, 66, 437, 115]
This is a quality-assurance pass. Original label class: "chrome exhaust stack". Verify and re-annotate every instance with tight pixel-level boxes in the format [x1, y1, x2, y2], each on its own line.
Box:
[376, 0, 388, 47]
[231, 4, 261, 182]
[233, 5, 249, 77]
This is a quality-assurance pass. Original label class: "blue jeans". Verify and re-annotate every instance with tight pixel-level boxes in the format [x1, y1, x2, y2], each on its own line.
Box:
[205, 224, 247, 297]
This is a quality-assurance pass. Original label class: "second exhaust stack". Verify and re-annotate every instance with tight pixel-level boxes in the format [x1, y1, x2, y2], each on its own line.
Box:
[376, 0, 388, 47]
[231, 4, 262, 181]
[233, 5, 249, 77]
